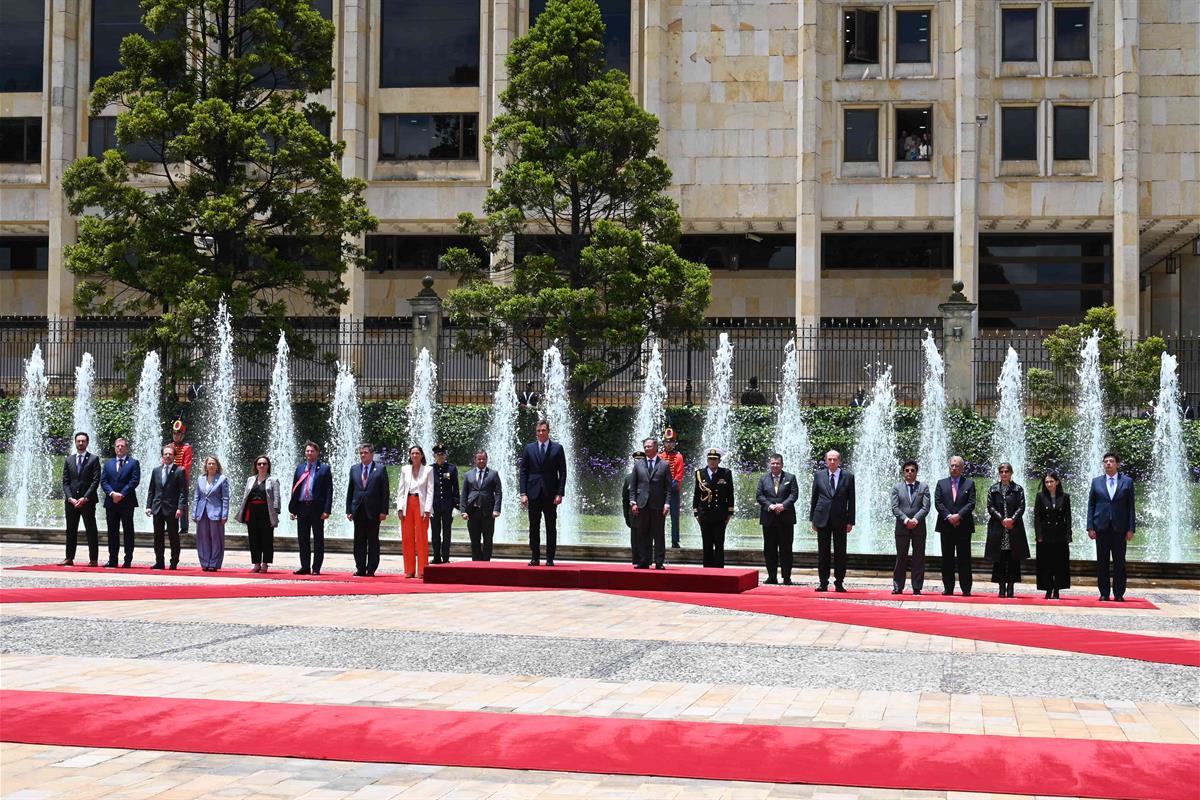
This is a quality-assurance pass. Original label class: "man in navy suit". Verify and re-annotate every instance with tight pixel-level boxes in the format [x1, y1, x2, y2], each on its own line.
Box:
[519, 419, 567, 566]
[1087, 452, 1136, 601]
[808, 449, 855, 592]
[100, 437, 141, 568]
[345, 443, 389, 576]
[934, 455, 976, 596]
[61, 431, 101, 566]
[289, 440, 333, 575]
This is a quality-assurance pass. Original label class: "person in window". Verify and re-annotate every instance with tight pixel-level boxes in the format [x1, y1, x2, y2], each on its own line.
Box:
[985, 463, 1029, 598]
[1033, 471, 1071, 600]
[918, 133, 931, 161]
[740, 377, 768, 406]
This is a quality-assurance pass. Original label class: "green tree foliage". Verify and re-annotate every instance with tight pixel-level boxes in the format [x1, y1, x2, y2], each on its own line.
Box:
[62, 0, 376, 390]
[441, 0, 711, 403]
[1028, 306, 1166, 410]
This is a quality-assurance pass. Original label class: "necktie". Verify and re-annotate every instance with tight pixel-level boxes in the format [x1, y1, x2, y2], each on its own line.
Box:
[77, 455, 83, 472]
[773, 476, 780, 494]
[951, 478, 958, 502]
[909, 483, 915, 499]
[118, 458, 124, 474]
[831, 471, 837, 492]
[540, 442, 546, 459]
[362, 466, 369, 489]
[1108, 476, 1116, 499]
[302, 466, 313, 500]
[162, 466, 168, 486]
[478, 468, 483, 485]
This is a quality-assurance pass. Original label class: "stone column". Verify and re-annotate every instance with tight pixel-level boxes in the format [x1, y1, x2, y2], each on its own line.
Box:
[952, 0, 980, 306]
[939, 282, 978, 408]
[1112, 0, 1140, 335]
[46, 0, 81, 378]
[410, 276, 444, 363]
[794, 0, 822, 332]
[337, 0, 370, 372]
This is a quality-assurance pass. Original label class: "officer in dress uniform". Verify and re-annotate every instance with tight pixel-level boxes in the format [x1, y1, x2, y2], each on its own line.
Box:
[430, 443, 460, 564]
[169, 420, 194, 536]
[693, 448, 735, 568]
[661, 428, 686, 548]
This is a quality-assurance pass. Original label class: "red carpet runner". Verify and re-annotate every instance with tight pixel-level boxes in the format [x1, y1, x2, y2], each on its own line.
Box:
[1, 690, 1195, 800]
[13, 564, 436, 583]
[0, 582, 544, 604]
[750, 584, 1158, 609]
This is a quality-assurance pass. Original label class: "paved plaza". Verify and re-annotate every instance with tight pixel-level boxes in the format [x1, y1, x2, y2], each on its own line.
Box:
[1, 542, 1197, 799]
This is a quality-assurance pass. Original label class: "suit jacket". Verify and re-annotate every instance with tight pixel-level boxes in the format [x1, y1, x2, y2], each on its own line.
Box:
[933, 476, 976, 534]
[346, 461, 390, 518]
[395, 464, 433, 516]
[62, 451, 101, 504]
[630, 456, 671, 509]
[756, 471, 799, 526]
[1086, 474, 1136, 534]
[146, 463, 188, 517]
[237, 475, 282, 528]
[693, 466, 735, 517]
[1033, 491, 1072, 543]
[890, 480, 931, 535]
[809, 468, 855, 529]
[100, 456, 141, 511]
[431, 462, 460, 512]
[519, 440, 567, 500]
[462, 466, 502, 515]
[192, 474, 230, 522]
[622, 472, 634, 528]
[289, 460, 334, 516]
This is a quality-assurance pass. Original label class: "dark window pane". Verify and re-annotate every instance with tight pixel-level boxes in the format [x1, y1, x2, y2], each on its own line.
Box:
[895, 10, 931, 63]
[0, 117, 40, 163]
[0, 0, 44, 92]
[676, 235, 795, 270]
[378, 114, 478, 161]
[379, 0, 479, 88]
[88, 116, 160, 162]
[91, 0, 152, 88]
[0, 237, 50, 270]
[822, 234, 952, 270]
[1053, 105, 1089, 160]
[1001, 8, 1037, 62]
[530, 0, 631, 76]
[843, 9, 880, 64]
[1001, 106, 1037, 161]
[366, 235, 489, 271]
[895, 107, 932, 161]
[979, 233, 1113, 328]
[843, 108, 878, 162]
[1054, 7, 1089, 60]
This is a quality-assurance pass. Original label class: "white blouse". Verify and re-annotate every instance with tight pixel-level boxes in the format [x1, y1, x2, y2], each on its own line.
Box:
[395, 463, 433, 516]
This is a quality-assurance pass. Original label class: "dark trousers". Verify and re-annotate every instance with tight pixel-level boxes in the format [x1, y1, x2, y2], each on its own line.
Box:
[105, 504, 136, 565]
[698, 513, 727, 568]
[762, 522, 794, 580]
[246, 505, 274, 564]
[634, 507, 667, 568]
[179, 508, 188, 536]
[527, 495, 557, 562]
[893, 530, 926, 591]
[991, 553, 1022, 584]
[296, 507, 325, 572]
[64, 501, 99, 562]
[628, 523, 637, 564]
[467, 509, 495, 560]
[667, 482, 681, 545]
[152, 513, 181, 566]
[352, 508, 381, 574]
[430, 510, 454, 562]
[816, 526, 848, 586]
[1036, 541, 1071, 591]
[939, 528, 973, 594]
[1095, 529, 1127, 599]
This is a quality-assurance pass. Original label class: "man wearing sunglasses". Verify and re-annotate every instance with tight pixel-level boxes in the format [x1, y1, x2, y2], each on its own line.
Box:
[890, 460, 931, 595]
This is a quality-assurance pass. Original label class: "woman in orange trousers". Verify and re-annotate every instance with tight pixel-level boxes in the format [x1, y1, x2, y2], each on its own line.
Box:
[395, 445, 433, 577]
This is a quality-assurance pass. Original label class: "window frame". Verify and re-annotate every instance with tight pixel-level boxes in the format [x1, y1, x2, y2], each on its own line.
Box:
[0, 236, 50, 271]
[1000, 6, 1039, 63]
[1052, 5, 1090, 62]
[842, 106, 881, 165]
[1051, 103, 1091, 164]
[377, 113, 480, 162]
[999, 105, 1039, 163]
[377, 0, 482, 89]
[0, 0, 46, 93]
[893, 8, 932, 65]
[0, 116, 41, 163]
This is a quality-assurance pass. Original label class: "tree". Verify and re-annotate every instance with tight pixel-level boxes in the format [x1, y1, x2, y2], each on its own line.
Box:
[62, 0, 376, 390]
[441, 0, 711, 403]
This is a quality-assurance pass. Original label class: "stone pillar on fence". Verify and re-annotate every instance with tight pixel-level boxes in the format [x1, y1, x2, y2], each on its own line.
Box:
[938, 281, 978, 407]
[410, 275, 443, 365]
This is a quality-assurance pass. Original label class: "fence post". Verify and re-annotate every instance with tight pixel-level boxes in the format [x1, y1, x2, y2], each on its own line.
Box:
[938, 281, 978, 407]
[410, 275, 443, 364]
[45, 315, 74, 385]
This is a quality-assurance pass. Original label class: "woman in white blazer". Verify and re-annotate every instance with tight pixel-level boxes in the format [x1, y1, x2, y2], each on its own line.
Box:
[395, 445, 433, 577]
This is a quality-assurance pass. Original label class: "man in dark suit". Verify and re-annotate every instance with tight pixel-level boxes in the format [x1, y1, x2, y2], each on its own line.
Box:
[100, 437, 141, 568]
[145, 444, 187, 569]
[61, 431, 101, 566]
[345, 443, 390, 576]
[289, 440, 333, 575]
[622, 451, 646, 564]
[890, 460, 931, 594]
[429, 443, 459, 564]
[756, 453, 799, 584]
[693, 448, 735, 568]
[518, 419, 567, 566]
[461, 450, 502, 561]
[630, 439, 671, 569]
[809, 449, 855, 591]
[934, 455, 976, 596]
[1087, 452, 1136, 602]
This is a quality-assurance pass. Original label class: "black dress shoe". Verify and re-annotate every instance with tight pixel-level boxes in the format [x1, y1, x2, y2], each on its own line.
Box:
[366, 571, 376, 577]
[815, 584, 828, 592]
[942, 590, 953, 596]
[1114, 596, 1125, 602]
[834, 584, 847, 593]
[782, 579, 793, 586]
[913, 590, 922, 596]
[294, 568, 311, 575]
[891, 588, 902, 595]
[764, 577, 779, 585]
[546, 560, 555, 567]
[104, 561, 117, 568]
[169, 562, 177, 570]
[633, 564, 648, 569]
[671, 542, 681, 548]
[58, 559, 73, 567]
[961, 591, 972, 597]
[151, 563, 165, 570]
[654, 564, 665, 570]
[528, 559, 540, 567]
[354, 570, 366, 577]
[88, 560, 99, 567]
[121, 561, 132, 568]
[312, 570, 321, 576]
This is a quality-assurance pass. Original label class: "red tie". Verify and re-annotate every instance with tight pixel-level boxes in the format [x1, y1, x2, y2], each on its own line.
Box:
[361, 466, 369, 489]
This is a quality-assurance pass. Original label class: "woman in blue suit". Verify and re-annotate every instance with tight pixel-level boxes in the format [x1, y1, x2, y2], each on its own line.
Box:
[193, 455, 230, 571]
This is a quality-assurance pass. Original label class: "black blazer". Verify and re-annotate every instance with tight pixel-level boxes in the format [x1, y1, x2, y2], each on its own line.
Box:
[809, 469, 855, 529]
[146, 463, 188, 516]
[1033, 491, 1072, 544]
[62, 451, 101, 503]
[518, 440, 567, 500]
[346, 461, 390, 518]
[933, 476, 976, 534]
[463, 466, 503, 515]
[693, 466, 735, 517]
[756, 471, 799, 526]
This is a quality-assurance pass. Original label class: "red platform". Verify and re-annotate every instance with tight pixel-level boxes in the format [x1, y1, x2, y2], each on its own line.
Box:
[423, 561, 758, 593]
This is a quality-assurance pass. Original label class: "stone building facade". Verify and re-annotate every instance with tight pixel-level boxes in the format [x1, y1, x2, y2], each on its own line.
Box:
[1, 0, 1197, 334]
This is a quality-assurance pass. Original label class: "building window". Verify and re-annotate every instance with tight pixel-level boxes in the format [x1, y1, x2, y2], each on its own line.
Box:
[0, 0, 44, 92]
[88, 117, 161, 162]
[0, 237, 50, 271]
[366, 235, 489, 271]
[378, 114, 478, 161]
[1001, 8, 1038, 62]
[677, 235, 796, 270]
[0, 117, 41, 163]
[91, 0, 154, 87]
[1053, 6, 1089, 61]
[379, 0, 480, 88]
[895, 10, 931, 63]
[979, 233, 1112, 328]
[1053, 105, 1089, 160]
[843, 9, 880, 65]
[843, 108, 878, 162]
[1000, 106, 1037, 161]
[895, 108, 932, 161]
[822, 233, 952, 269]
[530, 0, 631, 77]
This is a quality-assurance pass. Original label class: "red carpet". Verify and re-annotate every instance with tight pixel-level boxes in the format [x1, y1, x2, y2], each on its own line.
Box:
[1, 690, 1194, 800]
[13, 563, 427, 583]
[749, 584, 1159, 609]
[0, 581, 546, 604]
[606, 590, 1200, 667]
[424, 561, 758, 593]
